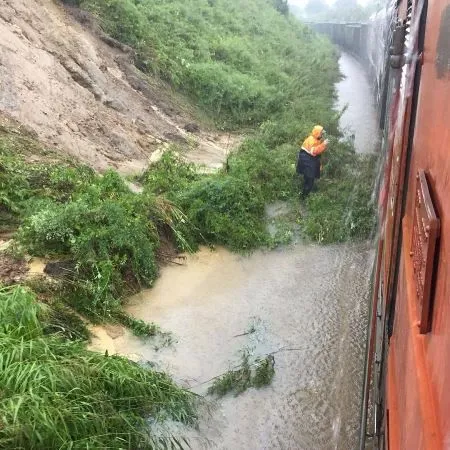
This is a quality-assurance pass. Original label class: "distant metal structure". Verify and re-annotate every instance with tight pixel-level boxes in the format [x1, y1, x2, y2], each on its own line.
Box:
[308, 22, 371, 62]
[306, 10, 393, 111]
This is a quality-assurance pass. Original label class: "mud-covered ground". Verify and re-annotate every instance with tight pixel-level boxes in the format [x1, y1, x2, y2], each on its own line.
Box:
[0, 0, 238, 174]
[0, 254, 28, 284]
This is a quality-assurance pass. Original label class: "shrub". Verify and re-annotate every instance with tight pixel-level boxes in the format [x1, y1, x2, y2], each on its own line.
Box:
[140, 150, 200, 196]
[227, 139, 297, 201]
[302, 152, 377, 243]
[176, 175, 268, 250]
[18, 173, 160, 319]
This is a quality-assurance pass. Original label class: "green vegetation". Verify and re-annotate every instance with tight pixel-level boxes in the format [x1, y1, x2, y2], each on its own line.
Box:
[0, 286, 196, 449]
[302, 141, 378, 243]
[1, 130, 188, 325]
[70, 0, 339, 131]
[58, 0, 376, 248]
[207, 351, 275, 397]
[140, 143, 376, 248]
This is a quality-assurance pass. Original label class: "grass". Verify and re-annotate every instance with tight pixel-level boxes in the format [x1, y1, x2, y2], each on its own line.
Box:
[0, 285, 197, 449]
[73, 0, 339, 131]
[301, 141, 378, 243]
[207, 350, 276, 397]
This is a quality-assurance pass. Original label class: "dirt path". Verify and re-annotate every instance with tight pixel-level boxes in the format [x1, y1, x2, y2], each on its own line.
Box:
[0, 0, 237, 173]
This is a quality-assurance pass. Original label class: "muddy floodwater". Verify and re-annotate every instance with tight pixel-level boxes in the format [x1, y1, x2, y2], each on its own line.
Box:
[106, 245, 373, 449]
[337, 52, 380, 154]
[90, 52, 379, 449]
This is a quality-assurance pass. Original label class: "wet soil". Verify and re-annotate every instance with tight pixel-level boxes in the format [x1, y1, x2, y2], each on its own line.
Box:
[0, 0, 238, 173]
[0, 254, 28, 284]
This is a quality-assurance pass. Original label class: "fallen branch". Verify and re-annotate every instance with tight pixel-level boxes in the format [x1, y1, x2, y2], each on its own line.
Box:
[190, 346, 302, 390]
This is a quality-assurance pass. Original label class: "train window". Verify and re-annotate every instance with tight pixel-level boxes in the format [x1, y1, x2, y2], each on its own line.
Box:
[410, 170, 440, 334]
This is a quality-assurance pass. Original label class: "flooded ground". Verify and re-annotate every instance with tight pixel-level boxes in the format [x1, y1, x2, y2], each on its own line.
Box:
[90, 52, 379, 449]
[108, 245, 374, 449]
[337, 52, 380, 154]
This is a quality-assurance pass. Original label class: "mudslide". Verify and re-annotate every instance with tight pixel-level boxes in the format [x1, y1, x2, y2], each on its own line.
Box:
[0, 0, 237, 173]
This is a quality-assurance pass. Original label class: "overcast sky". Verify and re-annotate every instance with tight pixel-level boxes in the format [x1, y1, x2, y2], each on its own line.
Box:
[287, 0, 370, 6]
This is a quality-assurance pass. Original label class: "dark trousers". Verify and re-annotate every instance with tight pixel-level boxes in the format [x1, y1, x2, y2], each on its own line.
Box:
[297, 150, 320, 198]
[302, 175, 315, 197]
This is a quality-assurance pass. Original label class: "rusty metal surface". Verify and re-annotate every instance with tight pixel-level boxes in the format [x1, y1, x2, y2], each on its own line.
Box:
[382, 0, 450, 448]
[410, 170, 440, 334]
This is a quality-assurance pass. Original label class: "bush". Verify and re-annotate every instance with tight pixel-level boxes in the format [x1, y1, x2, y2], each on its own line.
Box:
[302, 152, 377, 244]
[227, 139, 297, 201]
[18, 172, 160, 319]
[176, 175, 268, 251]
[140, 150, 200, 196]
[141, 152, 270, 250]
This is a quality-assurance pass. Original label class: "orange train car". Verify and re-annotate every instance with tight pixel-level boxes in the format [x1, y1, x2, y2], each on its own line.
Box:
[361, 0, 450, 449]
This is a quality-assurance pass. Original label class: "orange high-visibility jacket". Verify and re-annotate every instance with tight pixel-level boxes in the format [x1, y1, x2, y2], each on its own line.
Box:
[299, 125, 328, 157]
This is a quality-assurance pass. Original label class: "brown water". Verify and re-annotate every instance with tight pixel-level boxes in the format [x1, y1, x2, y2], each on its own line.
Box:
[92, 244, 374, 449]
[89, 51, 378, 449]
[337, 53, 380, 154]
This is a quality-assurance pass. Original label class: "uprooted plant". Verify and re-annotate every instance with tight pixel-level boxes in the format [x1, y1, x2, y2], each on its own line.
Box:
[207, 349, 276, 397]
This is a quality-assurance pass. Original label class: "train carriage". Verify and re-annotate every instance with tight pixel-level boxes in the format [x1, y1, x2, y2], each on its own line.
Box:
[362, 0, 450, 448]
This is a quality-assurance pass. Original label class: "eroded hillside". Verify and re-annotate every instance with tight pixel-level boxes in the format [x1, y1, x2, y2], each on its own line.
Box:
[0, 0, 235, 173]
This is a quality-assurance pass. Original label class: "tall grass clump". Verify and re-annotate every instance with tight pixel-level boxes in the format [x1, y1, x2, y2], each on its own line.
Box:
[207, 351, 275, 397]
[0, 285, 197, 449]
[302, 140, 378, 243]
[15, 170, 194, 321]
[176, 174, 268, 251]
[17, 171, 159, 319]
[141, 151, 270, 250]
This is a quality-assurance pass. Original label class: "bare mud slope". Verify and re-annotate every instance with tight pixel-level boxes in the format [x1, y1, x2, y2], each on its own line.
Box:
[0, 0, 235, 173]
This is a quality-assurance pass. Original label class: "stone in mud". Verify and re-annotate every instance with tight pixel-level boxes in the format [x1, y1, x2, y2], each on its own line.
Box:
[103, 97, 126, 113]
[184, 123, 200, 133]
[0, 254, 28, 285]
[66, 121, 79, 133]
[134, 118, 150, 135]
[163, 132, 188, 144]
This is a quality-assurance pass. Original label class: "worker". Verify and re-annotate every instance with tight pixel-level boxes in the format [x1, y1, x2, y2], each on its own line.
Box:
[296, 125, 329, 197]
